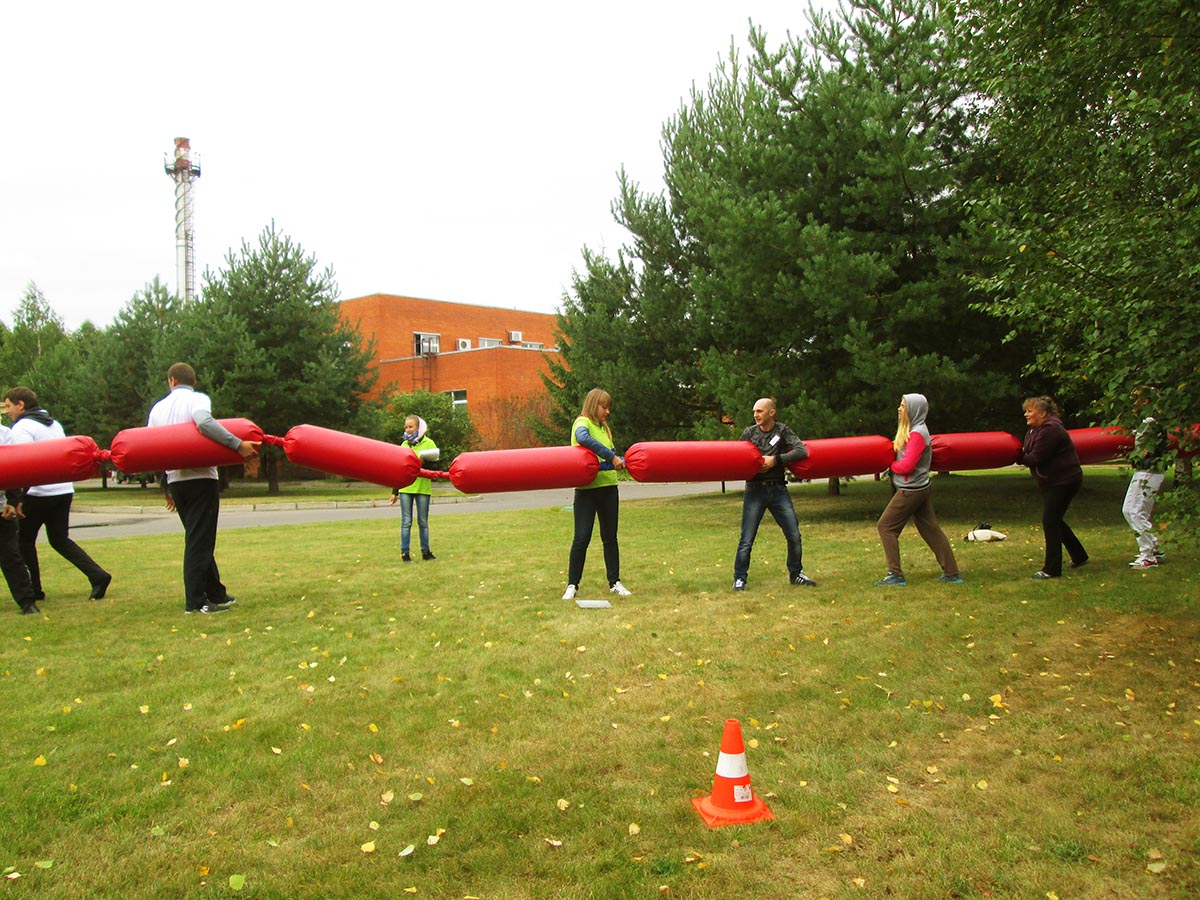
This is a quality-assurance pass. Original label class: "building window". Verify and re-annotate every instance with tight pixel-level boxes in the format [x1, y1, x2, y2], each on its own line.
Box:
[520, 341, 544, 350]
[414, 332, 440, 355]
[446, 389, 467, 410]
[478, 337, 502, 348]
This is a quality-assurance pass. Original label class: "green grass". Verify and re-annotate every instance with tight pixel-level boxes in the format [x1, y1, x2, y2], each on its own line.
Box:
[3, 470, 1198, 899]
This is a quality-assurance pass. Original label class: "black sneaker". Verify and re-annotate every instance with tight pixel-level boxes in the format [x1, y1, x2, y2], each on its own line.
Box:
[422, 550, 436, 561]
[791, 572, 817, 587]
[185, 603, 230, 614]
[20, 603, 40, 615]
[89, 573, 113, 600]
[401, 552, 412, 562]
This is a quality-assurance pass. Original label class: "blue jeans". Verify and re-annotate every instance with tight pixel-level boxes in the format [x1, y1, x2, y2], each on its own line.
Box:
[734, 481, 803, 583]
[398, 492, 431, 553]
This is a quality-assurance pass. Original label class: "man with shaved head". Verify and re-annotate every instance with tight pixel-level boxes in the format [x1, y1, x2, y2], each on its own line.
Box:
[732, 397, 815, 590]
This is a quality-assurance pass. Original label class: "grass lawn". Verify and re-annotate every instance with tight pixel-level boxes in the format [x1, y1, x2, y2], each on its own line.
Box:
[2, 470, 1197, 899]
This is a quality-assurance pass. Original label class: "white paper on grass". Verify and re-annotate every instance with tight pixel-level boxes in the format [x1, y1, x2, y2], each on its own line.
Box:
[575, 599, 612, 609]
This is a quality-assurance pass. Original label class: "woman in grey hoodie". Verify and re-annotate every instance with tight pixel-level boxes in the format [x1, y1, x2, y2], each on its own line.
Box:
[874, 393, 962, 586]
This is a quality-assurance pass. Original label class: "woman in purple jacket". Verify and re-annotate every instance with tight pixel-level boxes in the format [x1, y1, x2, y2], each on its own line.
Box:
[1020, 396, 1088, 579]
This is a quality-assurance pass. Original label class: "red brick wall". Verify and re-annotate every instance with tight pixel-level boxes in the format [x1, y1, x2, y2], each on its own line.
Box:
[339, 294, 562, 448]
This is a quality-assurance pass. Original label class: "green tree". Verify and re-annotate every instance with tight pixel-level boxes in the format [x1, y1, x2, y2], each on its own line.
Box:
[956, 0, 1199, 422]
[550, 0, 1025, 448]
[0, 282, 68, 389]
[173, 223, 377, 493]
[956, 0, 1200, 523]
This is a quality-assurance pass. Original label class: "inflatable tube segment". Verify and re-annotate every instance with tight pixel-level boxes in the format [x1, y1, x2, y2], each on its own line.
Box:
[449, 445, 599, 494]
[624, 441, 763, 483]
[1066, 427, 1132, 466]
[931, 432, 1022, 472]
[279, 424, 421, 489]
[787, 435, 895, 481]
[0, 435, 101, 490]
[109, 418, 264, 474]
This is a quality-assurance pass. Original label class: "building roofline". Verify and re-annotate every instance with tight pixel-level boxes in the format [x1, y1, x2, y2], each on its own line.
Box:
[341, 292, 560, 319]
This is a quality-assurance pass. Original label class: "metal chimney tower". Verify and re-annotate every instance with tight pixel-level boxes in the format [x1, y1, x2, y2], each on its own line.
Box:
[164, 137, 201, 301]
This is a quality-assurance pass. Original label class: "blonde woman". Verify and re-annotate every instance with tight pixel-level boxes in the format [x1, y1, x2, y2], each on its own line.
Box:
[875, 393, 961, 586]
[562, 388, 630, 600]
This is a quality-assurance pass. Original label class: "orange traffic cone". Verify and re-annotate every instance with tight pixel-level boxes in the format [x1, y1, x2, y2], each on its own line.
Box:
[692, 718, 774, 827]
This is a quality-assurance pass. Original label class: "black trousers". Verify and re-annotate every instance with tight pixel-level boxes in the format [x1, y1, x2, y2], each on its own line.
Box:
[0, 515, 35, 610]
[169, 478, 229, 610]
[18, 493, 108, 595]
[1039, 479, 1087, 576]
[568, 485, 620, 587]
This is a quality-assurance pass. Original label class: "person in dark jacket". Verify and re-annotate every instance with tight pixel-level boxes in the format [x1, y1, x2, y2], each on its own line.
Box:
[1020, 396, 1087, 579]
[732, 397, 815, 590]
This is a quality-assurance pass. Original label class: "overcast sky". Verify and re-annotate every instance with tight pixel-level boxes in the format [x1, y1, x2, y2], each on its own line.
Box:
[2, 1, 834, 331]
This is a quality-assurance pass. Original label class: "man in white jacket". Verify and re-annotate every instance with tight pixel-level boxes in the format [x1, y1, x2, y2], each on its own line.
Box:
[3, 387, 111, 604]
[148, 363, 259, 614]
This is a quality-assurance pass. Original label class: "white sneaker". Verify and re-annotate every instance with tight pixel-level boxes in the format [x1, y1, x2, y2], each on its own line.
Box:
[1129, 557, 1158, 569]
[562, 584, 577, 601]
[609, 581, 632, 597]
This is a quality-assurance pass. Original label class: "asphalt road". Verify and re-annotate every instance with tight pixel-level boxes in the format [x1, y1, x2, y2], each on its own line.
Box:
[69, 480, 731, 540]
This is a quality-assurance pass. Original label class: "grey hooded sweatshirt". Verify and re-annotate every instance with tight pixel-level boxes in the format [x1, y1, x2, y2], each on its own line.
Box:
[891, 393, 933, 491]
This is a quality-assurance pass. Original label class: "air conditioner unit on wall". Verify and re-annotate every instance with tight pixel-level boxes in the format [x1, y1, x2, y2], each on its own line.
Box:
[456, 338, 471, 351]
[508, 331, 523, 343]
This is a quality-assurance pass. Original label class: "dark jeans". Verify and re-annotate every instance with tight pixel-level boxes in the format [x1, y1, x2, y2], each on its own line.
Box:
[568, 485, 620, 587]
[169, 478, 229, 610]
[734, 481, 803, 583]
[1039, 479, 1087, 576]
[0, 515, 36, 610]
[18, 493, 109, 595]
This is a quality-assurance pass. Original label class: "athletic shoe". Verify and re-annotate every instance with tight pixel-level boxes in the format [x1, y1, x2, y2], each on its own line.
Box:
[20, 603, 40, 615]
[1069, 557, 1089, 569]
[939, 575, 964, 584]
[874, 573, 907, 586]
[733, 579, 746, 591]
[1031, 571, 1055, 580]
[401, 552, 412, 562]
[89, 573, 113, 600]
[609, 581, 632, 597]
[185, 603, 230, 614]
[422, 550, 437, 561]
[1129, 557, 1158, 569]
[791, 572, 817, 587]
[562, 584, 577, 601]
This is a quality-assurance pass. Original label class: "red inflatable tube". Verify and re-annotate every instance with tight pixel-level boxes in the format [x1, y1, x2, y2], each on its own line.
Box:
[0, 435, 102, 490]
[109, 418, 264, 474]
[787, 435, 894, 480]
[1067, 427, 1133, 465]
[624, 441, 763, 483]
[278, 424, 421, 489]
[931, 432, 1022, 472]
[449, 445, 598, 494]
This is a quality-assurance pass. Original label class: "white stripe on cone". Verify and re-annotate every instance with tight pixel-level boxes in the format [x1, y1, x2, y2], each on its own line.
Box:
[714, 750, 750, 780]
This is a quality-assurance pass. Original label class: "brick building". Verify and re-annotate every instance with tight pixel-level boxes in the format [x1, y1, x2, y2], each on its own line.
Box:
[339, 293, 561, 448]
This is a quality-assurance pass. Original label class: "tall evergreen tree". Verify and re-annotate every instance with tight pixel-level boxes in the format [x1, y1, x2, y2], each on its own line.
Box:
[550, 0, 1024, 445]
[170, 223, 377, 492]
